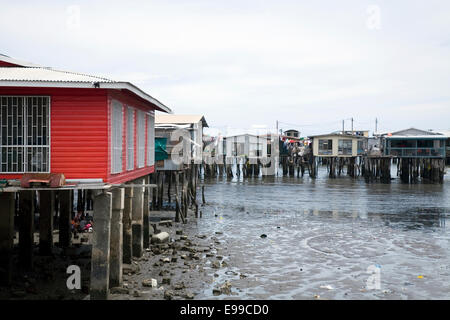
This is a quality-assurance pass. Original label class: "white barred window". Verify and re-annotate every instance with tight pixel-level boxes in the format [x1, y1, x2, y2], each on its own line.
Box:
[147, 113, 154, 166]
[137, 110, 145, 168]
[111, 100, 123, 174]
[127, 107, 134, 170]
[0, 96, 50, 173]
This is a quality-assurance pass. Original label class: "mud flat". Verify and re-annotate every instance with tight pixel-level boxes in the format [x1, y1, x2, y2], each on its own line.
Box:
[109, 211, 240, 300]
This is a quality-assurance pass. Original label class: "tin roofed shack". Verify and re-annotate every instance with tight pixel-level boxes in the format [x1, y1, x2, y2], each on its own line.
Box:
[0, 55, 172, 298]
[308, 132, 368, 178]
[221, 133, 274, 178]
[0, 54, 171, 184]
[381, 128, 446, 183]
[154, 114, 208, 171]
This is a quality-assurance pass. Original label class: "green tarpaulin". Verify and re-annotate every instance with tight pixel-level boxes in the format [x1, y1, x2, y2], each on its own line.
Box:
[155, 137, 169, 161]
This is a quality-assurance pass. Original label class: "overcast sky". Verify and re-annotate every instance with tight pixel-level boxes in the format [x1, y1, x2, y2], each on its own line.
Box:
[2, 0, 450, 136]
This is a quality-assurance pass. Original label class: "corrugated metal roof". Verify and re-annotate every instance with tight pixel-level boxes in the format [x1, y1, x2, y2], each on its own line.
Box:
[308, 133, 366, 139]
[385, 135, 446, 139]
[0, 54, 42, 67]
[390, 127, 436, 136]
[155, 114, 208, 127]
[0, 66, 171, 113]
[0, 67, 114, 83]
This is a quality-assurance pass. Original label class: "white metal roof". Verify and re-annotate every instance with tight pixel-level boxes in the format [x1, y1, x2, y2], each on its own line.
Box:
[155, 114, 208, 127]
[385, 135, 446, 139]
[390, 127, 436, 136]
[0, 67, 171, 113]
[0, 67, 114, 83]
[0, 54, 42, 67]
[308, 133, 366, 139]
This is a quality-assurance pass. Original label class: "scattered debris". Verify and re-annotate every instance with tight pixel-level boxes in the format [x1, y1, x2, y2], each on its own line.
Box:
[184, 292, 194, 299]
[132, 290, 141, 297]
[142, 279, 157, 288]
[164, 290, 174, 300]
[159, 220, 173, 227]
[110, 287, 129, 294]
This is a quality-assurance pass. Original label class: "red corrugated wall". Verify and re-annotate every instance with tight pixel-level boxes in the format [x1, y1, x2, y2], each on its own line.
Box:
[106, 90, 154, 184]
[51, 88, 109, 180]
[0, 87, 155, 183]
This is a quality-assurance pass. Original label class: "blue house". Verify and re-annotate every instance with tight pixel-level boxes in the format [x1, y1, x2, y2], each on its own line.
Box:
[383, 128, 446, 158]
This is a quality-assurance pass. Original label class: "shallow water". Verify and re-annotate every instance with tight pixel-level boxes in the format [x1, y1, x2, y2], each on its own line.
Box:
[194, 166, 450, 299]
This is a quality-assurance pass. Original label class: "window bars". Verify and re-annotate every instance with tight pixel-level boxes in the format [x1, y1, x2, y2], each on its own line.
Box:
[0, 96, 50, 173]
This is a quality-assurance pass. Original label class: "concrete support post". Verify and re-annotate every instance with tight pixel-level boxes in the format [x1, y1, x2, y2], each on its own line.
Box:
[90, 191, 112, 300]
[39, 190, 54, 255]
[143, 175, 150, 249]
[59, 190, 72, 248]
[0, 192, 15, 285]
[19, 190, 35, 269]
[109, 188, 124, 288]
[132, 177, 145, 258]
[123, 186, 133, 264]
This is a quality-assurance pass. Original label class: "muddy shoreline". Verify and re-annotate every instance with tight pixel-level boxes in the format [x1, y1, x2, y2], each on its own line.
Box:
[109, 210, 240, 300]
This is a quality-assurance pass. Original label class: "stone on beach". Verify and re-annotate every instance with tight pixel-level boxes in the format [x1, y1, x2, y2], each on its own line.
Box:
[164, 290, 174, 300]
[110, 287, 129, 294]
[142, 278, 157, 288]
[159, 220, 173, 227]
[151, 232, 170, 244]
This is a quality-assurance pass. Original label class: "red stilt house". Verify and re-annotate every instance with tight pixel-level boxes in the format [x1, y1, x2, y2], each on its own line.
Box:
[0, 55, 171, 184]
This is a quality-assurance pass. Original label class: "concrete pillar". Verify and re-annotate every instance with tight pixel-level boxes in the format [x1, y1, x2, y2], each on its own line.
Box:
[19, 190, 35, 269]
[39, 190, 54, 255]
[143, 175, 150, 249]
[0, 192, 15, 285]
[132, 177, 145, 258]
[59, 190, 72, 248]
[123, 186, 133, 264]
[109, 188, 124, 288]
[90, 191, 112, 300]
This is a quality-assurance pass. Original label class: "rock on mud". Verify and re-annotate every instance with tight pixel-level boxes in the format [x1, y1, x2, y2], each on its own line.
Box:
[151, 232, 170, 244]
[110, 287, 129, 294]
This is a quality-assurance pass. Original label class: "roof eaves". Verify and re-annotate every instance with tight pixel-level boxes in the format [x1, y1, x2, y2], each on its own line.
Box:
[0, 79, 172, 114]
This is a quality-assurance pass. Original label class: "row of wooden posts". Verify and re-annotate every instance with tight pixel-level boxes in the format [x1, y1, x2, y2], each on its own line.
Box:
[0, 164, 205, 299]
[203, 160, 263, 178]
[199, 155, 445, 184]
[150, 164, 204, 222]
